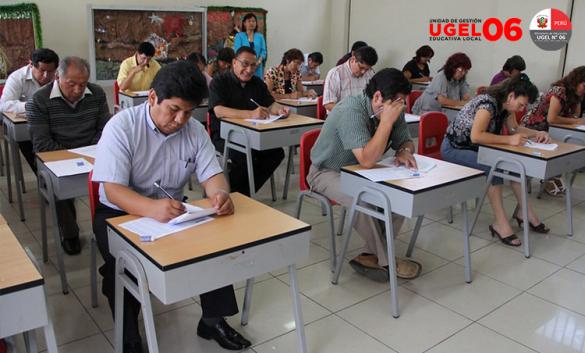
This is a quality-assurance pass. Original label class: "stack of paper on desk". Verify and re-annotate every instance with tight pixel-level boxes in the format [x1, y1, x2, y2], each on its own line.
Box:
[404, 113, 420, 123]
[119, 204, 216, 241]
[297, 97, 318, 103]
[245, 114, 285, 124]
[68, 145, 97, 159]
[355, 154, 437, 182]
[524, 141, 558, 151]
[45, 158, 93, 177]
[575, 125, 585, 131]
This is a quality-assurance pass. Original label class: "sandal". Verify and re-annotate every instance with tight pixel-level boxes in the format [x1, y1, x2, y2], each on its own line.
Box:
[543, 179, 565, 197]
[513, 208, 550, 234]
[552, 176, 567, 192]
[489, 225, 521, 247]
[393, 258, 422, 279]
[349, 253, 389, 283]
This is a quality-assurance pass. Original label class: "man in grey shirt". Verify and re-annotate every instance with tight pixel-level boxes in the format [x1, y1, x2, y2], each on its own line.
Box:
[92, 61, 251, 353]
[26, 56, 110, 255]
[309, 68, 422, 282]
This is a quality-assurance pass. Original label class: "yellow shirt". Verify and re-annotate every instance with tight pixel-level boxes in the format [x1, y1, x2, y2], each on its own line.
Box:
[116, 55, 161, 92]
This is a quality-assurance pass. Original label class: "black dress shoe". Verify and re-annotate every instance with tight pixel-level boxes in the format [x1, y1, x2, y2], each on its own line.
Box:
[197, 319, 251, 350]
[61, 237, 81, 255]
[123, 341, 144, 353]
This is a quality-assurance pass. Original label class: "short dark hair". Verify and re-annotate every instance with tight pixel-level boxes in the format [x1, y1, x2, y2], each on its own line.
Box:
[280, 48, 304, 66]
[186, 52, 207, 66]
[235, 46, 256, 58]
[308, 52, 323, 64]
[31, 48, 59, 67]
[241, 13, 258, 32]
[151, 60, 207, 106]
[365, 68, 412, 101]
[353, 46, 378, 67]
[442, 53, 472, 80]
[502, 55, 526, 72]
[415, 45, 434, 61]
[486, 73, 539, 109]
[217, 47, 235, 63]
[351, 41, 368, 52]
[137, 42, 156, 57]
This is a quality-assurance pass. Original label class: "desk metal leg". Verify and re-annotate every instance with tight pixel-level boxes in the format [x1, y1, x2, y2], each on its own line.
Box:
[565, 172, 574, 237]
[519, 175, 530, 258]
[241, 278, 255, 326]
[9, 136, 25, 221]
[3, 128, 11, 202]
[39, 184, 48, 263]
[288, 265, 307, 353]
[23, 330, 38, 353]
[283, 146, 294, 200]
[406, 216, 424, 257]
[461, 201, 472, 283]
[223, 127, 256, 199]
[42, 320, 59, 353]
[115, 250, 159, 353]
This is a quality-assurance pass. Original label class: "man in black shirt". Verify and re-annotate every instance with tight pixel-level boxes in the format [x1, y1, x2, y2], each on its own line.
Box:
[208, 46, 288, 196]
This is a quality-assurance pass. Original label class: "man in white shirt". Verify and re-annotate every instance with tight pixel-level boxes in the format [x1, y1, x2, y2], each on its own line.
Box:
[0, 48, 59, 170]
[300, 52, 323, 81]
[323, 46, 377, 112]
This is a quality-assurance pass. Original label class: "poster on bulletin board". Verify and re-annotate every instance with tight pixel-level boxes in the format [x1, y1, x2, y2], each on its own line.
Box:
[88, 5, 206, 82]
[0, 3, 42, 80]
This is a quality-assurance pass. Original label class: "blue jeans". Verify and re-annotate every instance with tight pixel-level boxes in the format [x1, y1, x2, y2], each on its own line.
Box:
[440, 139, 503, 185]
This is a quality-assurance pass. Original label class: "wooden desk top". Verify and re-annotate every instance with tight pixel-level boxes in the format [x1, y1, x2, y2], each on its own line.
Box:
[549, 122, 585, 131]
[478, 140, 585, 160]
[342, 156, 485, 194]
[442, 104, 464, 111]
[106, 193, 311, 271]
[0, 214, 7, 225]
[277, 99, 318, 107]
[0, 224, 43, 295]
[302, 80, 324, 85]
[2, 111, 27, 124]
[36, 149, 95, 164]
[221, 113, 323, 132]
[119, 90, 149, 98]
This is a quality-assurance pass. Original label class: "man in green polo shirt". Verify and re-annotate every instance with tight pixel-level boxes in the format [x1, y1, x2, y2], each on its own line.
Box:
[308, 68, 422, 282]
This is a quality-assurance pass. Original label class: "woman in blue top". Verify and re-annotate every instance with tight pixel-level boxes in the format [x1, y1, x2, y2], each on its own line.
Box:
[233, 13, 267, 78]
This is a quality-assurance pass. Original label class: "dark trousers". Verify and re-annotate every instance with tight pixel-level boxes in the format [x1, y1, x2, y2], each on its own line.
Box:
[93, 203, 239, 344]
[216, 139, 284, 196]
[18, 141, 36, 173]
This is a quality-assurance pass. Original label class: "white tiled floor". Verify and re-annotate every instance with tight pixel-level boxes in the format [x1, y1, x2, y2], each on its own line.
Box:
[7, 151, 585, 352]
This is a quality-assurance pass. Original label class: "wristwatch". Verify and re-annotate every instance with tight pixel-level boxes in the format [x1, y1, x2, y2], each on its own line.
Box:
[398, 146, 413, 154]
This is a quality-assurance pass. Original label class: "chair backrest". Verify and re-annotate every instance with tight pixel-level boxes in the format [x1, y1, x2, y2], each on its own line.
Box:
[476, 86, 487, 95]
[113, 80, 120, 106]
[88, 170, 100, 222]
[0, 84, 4, 97]
[206, 112, 212, 137]
[317, 95, 327, 120]
[299, 128, 321, 191]
[417, 112, 449, 160]
[406, 90, 423, 114]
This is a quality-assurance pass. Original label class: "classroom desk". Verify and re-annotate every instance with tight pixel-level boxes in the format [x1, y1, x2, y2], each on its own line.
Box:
[334, 156, 485, 317]
[107, 193, 310, 353]
[220, 114, 323, 200]
[118, 91, 148, 109]
[302, 80, 324, 96]
[411, 81, 430, 91]
[549, 123, 585, 144]
[2, 111, 29, 221]
[405, 113, 420, 138]
[36, 149, 94, 294]
[441, 104, 463, 122]
[277, 99, 318, 118]
[474, 141, 585, 257]
[0, 223, 58, 353]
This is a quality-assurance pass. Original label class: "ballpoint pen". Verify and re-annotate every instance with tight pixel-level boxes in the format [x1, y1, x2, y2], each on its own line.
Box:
[153, 181, 175, 200]
[369, 97, 404, 119]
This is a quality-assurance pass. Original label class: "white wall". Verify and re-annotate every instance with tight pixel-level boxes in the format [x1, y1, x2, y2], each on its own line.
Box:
[564, 0, 585, 76]
[348, 0, 576, 92]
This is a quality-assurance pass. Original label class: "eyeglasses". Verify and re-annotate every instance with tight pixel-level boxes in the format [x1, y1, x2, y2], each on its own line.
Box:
[236, 58, 258, 70]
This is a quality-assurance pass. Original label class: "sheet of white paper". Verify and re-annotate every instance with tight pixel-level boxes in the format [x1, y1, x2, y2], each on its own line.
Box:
[68, 145, 97, 159]
[45, 158, 93, 177]
[355, 167, 417, 182]
[168, 204, 217, 225]
[575, 125, 585, 131]
[119, 215, 214, 241]
[379, 154, 436, 173]
[133, 90, 149, 96]
[302, 80, 324, 85]
[524, 142, 558, 151]
[297, 97, 318, 103]
[245, 114, 285, 124]
[404, 113, 420, 123]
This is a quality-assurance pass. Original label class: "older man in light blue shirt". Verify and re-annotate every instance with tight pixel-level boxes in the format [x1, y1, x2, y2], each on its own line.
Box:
[92, 61, 251, 353]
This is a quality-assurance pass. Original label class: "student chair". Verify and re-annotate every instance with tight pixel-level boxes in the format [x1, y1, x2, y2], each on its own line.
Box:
[476, 86, 487, 95]
[295, 128, 346, 271]
[317, 95, 327, 120]
[0, 84, 4, 96]
[417, 111, 454, 222]
[113, 81, 120, 112]
[406, 90, 423, 114]
[88, 170, 100, 308]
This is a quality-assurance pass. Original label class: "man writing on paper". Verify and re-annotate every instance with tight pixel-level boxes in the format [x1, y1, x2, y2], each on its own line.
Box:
[309, 68, 422, 282]
[117, 42, 161, 92]
[208, 46, 289, 196]
[0, 48, 59, 171]
[92, 61, 251, 353]
[27, 56, 110, 255]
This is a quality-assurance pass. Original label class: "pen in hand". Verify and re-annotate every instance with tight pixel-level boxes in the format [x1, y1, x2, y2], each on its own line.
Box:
[153, 180, 175, 200]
